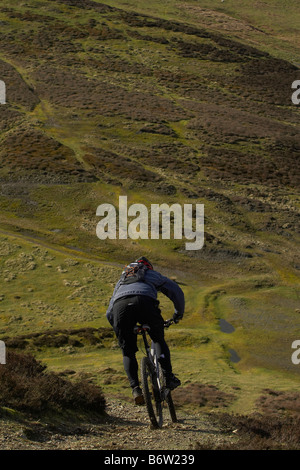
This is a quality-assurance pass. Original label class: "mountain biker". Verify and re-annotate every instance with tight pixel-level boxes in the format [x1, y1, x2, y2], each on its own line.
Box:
[106, 256, 185, 405]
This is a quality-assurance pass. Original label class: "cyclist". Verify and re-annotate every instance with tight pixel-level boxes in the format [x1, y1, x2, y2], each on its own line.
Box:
[106, 256, 185, 405]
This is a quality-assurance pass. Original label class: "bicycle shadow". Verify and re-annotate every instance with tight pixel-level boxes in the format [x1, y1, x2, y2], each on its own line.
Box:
[165, 415, 226, 436]
[105, 399, 225, 437]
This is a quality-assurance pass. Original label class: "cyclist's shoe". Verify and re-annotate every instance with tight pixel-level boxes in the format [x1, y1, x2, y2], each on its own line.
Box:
[166, 374, 181, 391]
[132, 386, 145, 405]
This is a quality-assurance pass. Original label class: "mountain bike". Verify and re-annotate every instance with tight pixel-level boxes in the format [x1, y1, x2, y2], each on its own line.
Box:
[134, 319, 177, 429]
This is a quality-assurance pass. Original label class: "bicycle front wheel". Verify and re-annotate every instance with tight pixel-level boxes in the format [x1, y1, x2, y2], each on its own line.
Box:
[166, 391, 177, 423]
[141, 356, 163, 429]
[158, 366, 177, 423]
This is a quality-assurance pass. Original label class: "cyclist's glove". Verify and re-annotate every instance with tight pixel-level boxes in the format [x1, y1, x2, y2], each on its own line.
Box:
[173, 312, 183, 324]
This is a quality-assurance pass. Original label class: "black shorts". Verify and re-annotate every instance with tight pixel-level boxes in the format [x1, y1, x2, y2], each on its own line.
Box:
[112, 295, 165, 356]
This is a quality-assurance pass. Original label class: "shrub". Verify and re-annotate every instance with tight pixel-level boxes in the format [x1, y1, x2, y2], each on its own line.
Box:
[194, 412, 300, 450]
[0, 351, 106, 415]
[256, 388, 300, 416]
[172, 383, 235, 408]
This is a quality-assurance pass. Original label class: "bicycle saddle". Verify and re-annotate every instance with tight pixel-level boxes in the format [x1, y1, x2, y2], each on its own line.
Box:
[133, 324, 151, 334]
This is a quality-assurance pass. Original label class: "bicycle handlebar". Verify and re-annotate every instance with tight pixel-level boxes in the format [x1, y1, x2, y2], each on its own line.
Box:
[164, 319, 175, 328]
[134, 319, 175, 335]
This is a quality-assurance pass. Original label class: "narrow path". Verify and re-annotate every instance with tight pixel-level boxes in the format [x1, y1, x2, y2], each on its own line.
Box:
[100, 398, 229, 451]
[0, 398, 232, 450]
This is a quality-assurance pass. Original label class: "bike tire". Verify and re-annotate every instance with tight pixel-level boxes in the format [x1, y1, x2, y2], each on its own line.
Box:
[158, 366, 178, 423]
[141, 356, 163, 429]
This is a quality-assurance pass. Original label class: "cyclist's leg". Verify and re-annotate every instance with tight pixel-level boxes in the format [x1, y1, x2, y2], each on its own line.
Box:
[113, 296, 139, 389]
[154, 338, 181, 390]
[122, 354, 138, 388]
[137, 297, 173, 378]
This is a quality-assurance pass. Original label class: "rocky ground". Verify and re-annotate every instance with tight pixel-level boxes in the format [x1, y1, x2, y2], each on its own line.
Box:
[0, 398, 234, 451]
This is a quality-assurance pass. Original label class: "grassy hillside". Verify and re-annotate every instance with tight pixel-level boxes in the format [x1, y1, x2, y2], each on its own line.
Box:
[102, 0, 300, 64]
[0, 0, 299, 417]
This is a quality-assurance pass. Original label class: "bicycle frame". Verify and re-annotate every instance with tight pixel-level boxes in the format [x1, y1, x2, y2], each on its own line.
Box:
[134, 320, 177, 428]
[135, 320, 177, 428]
[134, 321, 174, 399]
[134, 325, 157, 370]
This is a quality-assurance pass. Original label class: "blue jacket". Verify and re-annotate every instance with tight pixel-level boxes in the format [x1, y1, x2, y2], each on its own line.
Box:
[106, 269, 185, 326]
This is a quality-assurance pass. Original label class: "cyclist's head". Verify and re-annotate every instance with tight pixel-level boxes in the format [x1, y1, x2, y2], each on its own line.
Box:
[135, 256, 153, 270]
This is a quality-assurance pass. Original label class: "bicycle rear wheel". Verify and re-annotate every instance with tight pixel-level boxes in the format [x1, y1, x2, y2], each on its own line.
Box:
[141, 356, 163, 428]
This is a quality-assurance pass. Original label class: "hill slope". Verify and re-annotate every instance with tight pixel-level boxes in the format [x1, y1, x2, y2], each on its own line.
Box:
[0, 0, 299, 438]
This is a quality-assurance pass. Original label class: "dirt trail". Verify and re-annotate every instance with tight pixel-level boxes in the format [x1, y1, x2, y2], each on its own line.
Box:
[0, 398, 232, 450]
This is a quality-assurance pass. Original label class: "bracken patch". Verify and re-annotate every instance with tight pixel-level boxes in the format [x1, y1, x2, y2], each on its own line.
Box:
[172, 383, 235, 408]
[0, 351, 106, 414]
[83, 147, 162, 183]
[0, 127, 96, 183]
[194, 411, 300, 450]
[0, 59, 39, 110]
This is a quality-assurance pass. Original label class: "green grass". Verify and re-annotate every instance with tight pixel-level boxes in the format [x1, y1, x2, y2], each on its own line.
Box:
[0, 0, 299, 418]
[1, 229, 299, 415]
[36, 328, 300, 414]
[100, 0, 300, 63]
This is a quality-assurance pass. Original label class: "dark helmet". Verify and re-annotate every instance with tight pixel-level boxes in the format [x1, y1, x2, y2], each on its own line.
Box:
[135, 256, 153, 270]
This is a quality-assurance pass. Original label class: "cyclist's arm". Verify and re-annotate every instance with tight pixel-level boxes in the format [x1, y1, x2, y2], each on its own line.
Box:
[106, 279, 121, 326]
[157, 275, 185, 319]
